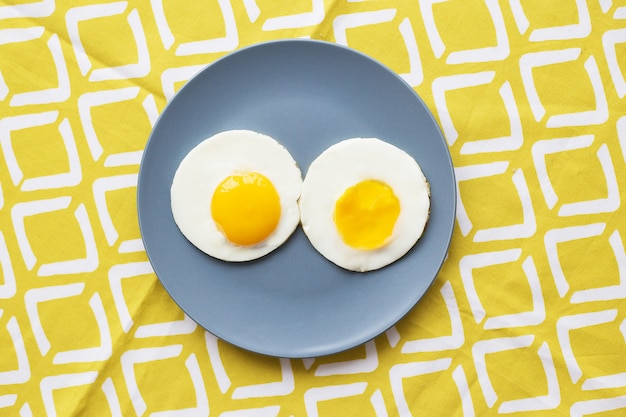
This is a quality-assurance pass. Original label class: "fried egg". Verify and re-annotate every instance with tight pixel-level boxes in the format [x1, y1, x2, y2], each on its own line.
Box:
[299, 138, 430, 272]
[170, 130, 302, 262]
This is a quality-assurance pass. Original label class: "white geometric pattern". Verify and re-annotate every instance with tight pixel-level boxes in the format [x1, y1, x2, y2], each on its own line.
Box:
[0, 311, 30, 385]
[545, 223, 626, 302]
[66, 2, 150, 81]
[532, 136, 620, 216]
[0, 28, 70, 106]
[0, 231, 16, 299]
[92, 174, 141, 251]
[602, 28, 626, 98]
[510, 0, 591, 41]
[11, 197, 98, 276]
[101, 378, 123, 417]
[205, 332, 231, 394]
[78, 87, 146, 163]
[160, 65, 206, 102]
[152, 0, 238, 55]
[24, 283, 112, 363]
[232, 358, 294, 400]
[304, 382, 369, 417]
[1, 2, 625, 416]
[432, 72, 522, 151]
[557, 309, 626, 390]
[313, 340, 378, 376]
[332, 10, 424, 87]
[570, 229, 626, 303]
[332, 9, 397, 48]
[0, 0, 54, 20]
[455, 162, 536, 241]
[570, 395, 626, 417]
[545, 223, 605, 298]
[121, 345, 209, 416]
[0, 112, 81, 191]
[421, 0, 509, 64]
[520, 48, 609, 127]
[262, 0, 325, 31]
[472, 336, 560, 413]
[108, 262, 197, 336]
[389, 359, 475, 417]
[401, 281, 464, 353]
[40, 372, 99, 417]
[19, 402, 33, 417]
[0, 393, 16, 408]
[432, 71, 495, 146]
[204, 333, 295, 399]
[219, 406, 281, 417]
[460, 250, 546, 329]
[618, 116, 626, 163]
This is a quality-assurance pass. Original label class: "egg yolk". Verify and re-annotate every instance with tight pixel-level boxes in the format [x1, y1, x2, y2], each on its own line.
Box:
[334, 180, 400, 250]
[211, 172, 281, 246]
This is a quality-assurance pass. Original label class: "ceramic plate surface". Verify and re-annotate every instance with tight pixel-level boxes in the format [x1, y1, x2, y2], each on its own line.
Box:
[137, 39, 456, 358]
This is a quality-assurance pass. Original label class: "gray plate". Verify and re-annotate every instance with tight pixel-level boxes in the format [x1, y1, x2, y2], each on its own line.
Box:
[137, 39, 456, 358]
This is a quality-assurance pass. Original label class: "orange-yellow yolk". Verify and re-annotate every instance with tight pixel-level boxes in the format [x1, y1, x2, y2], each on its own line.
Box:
[211, 172, 281, 246]
[334, 180, 400, 250]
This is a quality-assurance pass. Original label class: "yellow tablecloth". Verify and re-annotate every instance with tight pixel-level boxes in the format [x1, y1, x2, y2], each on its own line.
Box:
[1, 1, 625, 415]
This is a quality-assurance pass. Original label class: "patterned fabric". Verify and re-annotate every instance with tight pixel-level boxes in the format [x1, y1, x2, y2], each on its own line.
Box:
[1, 1, 625, 416]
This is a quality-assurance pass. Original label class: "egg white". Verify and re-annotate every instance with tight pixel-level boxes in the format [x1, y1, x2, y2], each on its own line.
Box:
[299, 138, 430, 272]
[170, 130, 302, 262]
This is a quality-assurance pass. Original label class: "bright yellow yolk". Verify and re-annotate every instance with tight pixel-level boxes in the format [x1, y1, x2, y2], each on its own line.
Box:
[211, 172, 281, 246]
[334, 180, 400, 250]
